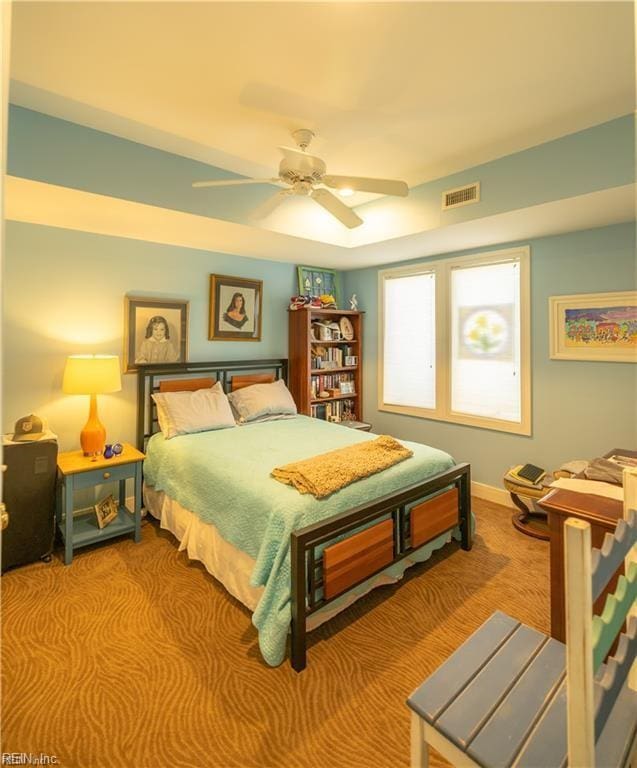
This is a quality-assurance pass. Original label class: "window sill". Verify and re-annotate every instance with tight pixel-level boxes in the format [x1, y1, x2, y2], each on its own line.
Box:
[378, 403, 532, 436]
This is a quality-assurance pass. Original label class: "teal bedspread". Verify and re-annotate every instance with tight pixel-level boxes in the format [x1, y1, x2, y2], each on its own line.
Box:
[143, 416, 457, 666]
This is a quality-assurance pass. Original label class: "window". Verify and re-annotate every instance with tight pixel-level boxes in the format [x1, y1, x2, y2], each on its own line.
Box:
[383, 271, 436, 410]
[379, 247, 530, 435]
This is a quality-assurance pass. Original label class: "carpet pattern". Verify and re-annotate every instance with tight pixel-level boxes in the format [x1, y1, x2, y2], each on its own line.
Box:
[1, 499, 549, 768]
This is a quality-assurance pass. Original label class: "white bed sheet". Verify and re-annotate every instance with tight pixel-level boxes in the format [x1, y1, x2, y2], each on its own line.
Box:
[143, 483, 430, 632]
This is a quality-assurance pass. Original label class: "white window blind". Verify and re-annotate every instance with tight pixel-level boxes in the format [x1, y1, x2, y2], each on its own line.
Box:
[379, 246, 530, 435]
[383, 272, 436, 410]
[450, 259, 521, 422]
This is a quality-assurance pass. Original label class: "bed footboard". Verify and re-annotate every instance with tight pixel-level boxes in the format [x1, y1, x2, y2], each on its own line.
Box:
[290, 462, 471, 671]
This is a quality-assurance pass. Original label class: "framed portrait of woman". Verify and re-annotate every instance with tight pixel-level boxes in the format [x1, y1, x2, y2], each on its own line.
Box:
[209, 275, 263, 341]
[124, 295, 189, 372]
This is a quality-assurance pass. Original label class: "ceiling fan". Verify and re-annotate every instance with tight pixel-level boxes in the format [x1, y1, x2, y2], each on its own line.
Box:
[192, 129, 409, 229]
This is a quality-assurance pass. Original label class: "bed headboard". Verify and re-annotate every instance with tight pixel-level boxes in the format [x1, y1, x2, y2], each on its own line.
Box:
[136, 358, 288, 450]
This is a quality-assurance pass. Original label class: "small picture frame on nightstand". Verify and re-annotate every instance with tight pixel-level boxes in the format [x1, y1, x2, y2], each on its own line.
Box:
[95, 494, 118, 529]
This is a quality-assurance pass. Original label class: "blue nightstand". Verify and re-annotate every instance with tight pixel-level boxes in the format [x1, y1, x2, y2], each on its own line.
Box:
[56, 442, 144, 565]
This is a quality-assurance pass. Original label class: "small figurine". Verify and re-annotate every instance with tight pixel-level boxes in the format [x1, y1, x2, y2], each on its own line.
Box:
[349, 294, 358, 311]
[103, 442, 122, 459]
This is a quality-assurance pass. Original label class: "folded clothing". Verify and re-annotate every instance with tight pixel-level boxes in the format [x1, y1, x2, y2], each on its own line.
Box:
[559, 459, 590, 476]
[584, 458, 624, 485]
[271, 435, 413, 498]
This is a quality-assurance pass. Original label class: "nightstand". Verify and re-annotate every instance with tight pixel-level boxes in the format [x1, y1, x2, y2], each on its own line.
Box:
[56, 443, 144, 565]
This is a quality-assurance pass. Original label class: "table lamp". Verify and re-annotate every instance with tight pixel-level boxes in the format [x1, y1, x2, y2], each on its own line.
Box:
[63, 355, 121, 456]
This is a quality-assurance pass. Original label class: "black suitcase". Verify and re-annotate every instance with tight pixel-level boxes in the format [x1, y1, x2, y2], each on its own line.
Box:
[2, 440, 58, 572]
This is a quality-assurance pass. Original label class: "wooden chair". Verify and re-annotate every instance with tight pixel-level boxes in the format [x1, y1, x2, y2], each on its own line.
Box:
[407, 467, 637, 768]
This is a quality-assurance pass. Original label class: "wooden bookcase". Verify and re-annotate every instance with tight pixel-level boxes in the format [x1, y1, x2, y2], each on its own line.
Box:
[288, 308, 364, 422]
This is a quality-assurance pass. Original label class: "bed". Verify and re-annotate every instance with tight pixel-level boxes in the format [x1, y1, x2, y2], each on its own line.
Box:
[137, 359, 472, 670]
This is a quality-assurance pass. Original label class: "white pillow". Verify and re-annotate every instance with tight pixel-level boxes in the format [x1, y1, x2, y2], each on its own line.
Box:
[152, 382, 236, 439]
[228, 379, 297, 424]
[236, 413, 297, 426]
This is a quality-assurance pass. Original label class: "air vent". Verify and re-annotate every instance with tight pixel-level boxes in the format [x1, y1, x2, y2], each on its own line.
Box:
[442, 182, 480, 210]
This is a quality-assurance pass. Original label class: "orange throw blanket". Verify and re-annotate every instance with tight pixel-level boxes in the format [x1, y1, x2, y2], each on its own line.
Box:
[271, 435, 413, 499]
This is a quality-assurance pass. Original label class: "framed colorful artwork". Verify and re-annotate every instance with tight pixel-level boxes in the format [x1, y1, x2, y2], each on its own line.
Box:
[124, 296, 189, 373]
[549, 291, 637, 362]
[209, 274, 263, 341]
[297, 266, 339, 306]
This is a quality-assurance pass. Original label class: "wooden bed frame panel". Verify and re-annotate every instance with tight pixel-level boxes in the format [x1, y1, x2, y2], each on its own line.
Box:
[291, 461, 471, 671]
[410, 487, 459, 549]
[231, 373, 275, 391]
[159, 377, 216, 392]
[136, 359, 472, 672]
[323, 519, 394, 600]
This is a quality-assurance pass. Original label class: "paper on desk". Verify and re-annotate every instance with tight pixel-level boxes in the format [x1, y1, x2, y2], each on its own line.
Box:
[549, 477, 623, 501]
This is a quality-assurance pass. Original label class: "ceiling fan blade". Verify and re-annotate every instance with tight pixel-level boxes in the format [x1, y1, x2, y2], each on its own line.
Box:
[322, 175, 409, 197]
[250, 189, 293, 220]
[192, 178, 279, 188]
[310, 188, 363, 229]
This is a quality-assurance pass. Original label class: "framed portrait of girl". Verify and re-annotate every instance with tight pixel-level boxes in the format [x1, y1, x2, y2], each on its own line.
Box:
[124, 295, 189, 372]
[209, 275, 263, 342]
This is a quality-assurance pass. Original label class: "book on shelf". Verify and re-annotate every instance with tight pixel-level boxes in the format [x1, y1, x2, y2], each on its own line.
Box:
[310, 399, 356, 421]
[311, 372, 355, 398]
[311, 345, 356, 369]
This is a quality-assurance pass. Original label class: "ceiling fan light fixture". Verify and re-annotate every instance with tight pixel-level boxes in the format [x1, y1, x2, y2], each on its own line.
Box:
[191, 129, 408, 228]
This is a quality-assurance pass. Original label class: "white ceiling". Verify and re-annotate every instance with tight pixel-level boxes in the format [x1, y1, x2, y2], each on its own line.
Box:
[8, 1, 636, 261]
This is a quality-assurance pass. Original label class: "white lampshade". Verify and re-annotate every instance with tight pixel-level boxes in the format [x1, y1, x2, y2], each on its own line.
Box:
[62, 355, 122, 395]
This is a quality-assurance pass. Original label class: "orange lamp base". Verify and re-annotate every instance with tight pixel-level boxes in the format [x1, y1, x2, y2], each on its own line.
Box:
[81, 394, 106, 456]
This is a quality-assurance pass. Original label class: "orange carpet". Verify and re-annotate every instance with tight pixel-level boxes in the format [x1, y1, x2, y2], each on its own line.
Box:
[1, 498, 549, 767]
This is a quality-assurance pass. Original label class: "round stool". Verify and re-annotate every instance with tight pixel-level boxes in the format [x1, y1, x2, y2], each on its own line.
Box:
[503, 476, 550, 541]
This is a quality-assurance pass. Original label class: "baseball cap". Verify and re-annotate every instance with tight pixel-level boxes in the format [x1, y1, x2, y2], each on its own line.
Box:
[12, 414, 45, 442]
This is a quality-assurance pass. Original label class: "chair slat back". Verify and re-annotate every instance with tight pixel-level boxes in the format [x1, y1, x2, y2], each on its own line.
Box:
[624, 467, 637, 694]
[592, 561, 637, 670]
[594, 616, 637, 735]
[565, 517, 595, 767]
[591, 510, 637, 600]
[564, 466, 637, 768]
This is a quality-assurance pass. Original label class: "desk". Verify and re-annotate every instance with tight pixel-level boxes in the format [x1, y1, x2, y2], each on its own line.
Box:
[538, 488, 623, 642]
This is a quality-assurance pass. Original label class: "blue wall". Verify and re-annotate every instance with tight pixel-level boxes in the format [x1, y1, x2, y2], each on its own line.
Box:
[7, 105, 278, 223]
[8, 106, 634, 231]
[356, 115, 635, 228]
[3, 222, 301, 450]
[5, 106, 635, 483]
[343, 223, 637, 486]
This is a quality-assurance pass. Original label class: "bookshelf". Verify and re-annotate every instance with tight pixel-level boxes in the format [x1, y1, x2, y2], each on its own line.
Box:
[288, 308, 364, 423]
